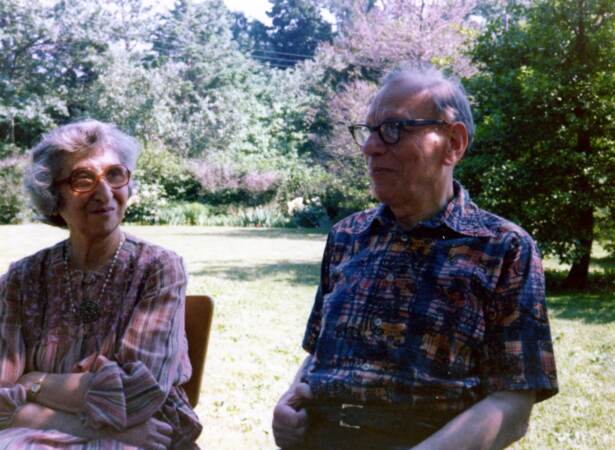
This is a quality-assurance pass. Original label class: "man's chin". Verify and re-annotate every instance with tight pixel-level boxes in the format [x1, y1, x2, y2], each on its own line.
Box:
[370, 185, 395, 204]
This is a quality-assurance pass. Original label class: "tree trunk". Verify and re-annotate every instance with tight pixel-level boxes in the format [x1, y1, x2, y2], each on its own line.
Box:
[563, 207, 593, 289]
[9, 115, 15, 145]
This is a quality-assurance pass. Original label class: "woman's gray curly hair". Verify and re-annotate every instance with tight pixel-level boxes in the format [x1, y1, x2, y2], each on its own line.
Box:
[24, 120, 140, 228]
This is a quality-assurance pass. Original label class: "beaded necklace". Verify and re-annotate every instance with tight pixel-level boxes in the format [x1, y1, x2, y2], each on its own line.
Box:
[63, 234, 125, 324]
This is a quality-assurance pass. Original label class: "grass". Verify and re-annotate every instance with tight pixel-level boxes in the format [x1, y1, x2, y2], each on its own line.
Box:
[1, 224, 613, 449]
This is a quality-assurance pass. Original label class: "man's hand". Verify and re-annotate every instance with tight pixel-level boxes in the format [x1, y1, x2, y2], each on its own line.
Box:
[108, 417, 173, 450]
[272, 382, 313, 449]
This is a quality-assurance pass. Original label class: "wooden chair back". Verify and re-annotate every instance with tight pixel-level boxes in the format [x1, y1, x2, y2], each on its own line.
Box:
[182, 294, 214, 408]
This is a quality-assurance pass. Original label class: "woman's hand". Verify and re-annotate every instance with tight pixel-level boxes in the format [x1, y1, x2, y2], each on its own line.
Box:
[108, 417, 173, 450]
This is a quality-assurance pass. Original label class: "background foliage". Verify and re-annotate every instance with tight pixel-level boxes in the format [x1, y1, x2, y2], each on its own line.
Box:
[0, 0, 613, 284]
[463, 0, 615, 287]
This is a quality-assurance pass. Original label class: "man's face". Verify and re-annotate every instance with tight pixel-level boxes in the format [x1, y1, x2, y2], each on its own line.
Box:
[362, 81, 452, 209]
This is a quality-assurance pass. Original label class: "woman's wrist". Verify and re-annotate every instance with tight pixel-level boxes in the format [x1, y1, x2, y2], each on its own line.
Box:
[17, 371, 47, 401]
[18, 372, 93, 414]
[27, 373, 48, 402]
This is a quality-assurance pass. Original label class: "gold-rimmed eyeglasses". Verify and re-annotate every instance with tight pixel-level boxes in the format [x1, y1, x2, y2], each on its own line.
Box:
[56, 164, 131, 193]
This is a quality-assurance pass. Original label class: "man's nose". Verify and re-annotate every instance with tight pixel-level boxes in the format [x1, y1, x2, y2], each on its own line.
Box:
[361, 131, 387, 157]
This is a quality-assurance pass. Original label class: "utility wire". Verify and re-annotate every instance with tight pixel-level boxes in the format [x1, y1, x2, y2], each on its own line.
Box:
[152, 43, 313, 62]
[249, 48, 314, 59]
[250, 55, 303, 64]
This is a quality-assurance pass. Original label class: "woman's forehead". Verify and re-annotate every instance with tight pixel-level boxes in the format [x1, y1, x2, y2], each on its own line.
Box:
[60, 147, 120, 172]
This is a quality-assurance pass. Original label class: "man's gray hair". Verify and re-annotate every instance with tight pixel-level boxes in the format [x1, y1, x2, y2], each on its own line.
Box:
[381, 65, 475, 147]
[24, 119, 140, 228]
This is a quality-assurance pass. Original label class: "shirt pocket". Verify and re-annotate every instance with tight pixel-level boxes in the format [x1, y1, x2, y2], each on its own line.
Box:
[409, 270, 485, 378]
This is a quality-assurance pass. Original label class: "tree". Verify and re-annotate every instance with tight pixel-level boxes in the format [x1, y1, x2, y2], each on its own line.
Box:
[0, 0, 113, 152]
[85, 47, 176, 144]
[265, 0, 333, 66]
[149, 0, 263, 157]
[466, 0, 615, 288]
[105, 0, 156, 52]
[234, 0, 334, 69]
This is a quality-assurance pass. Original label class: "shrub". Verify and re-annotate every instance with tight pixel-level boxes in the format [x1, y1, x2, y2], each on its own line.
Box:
[287, 197, 331, 229]
[0, 157, 28, 224]
[193, 162, 281, 206]
[157, 201, 290, 227]
[235, 205, 290, 227]
[136, 145, 201, 202]
[124, 181, 169, 224]
[160, 202, 213, 226]
[320, 175, 375, 224]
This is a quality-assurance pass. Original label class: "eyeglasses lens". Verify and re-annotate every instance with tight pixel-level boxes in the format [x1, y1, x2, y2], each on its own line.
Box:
[106, 166, 129, 186]
[380, 124, 399, 144]
[71, 171, 97, 192]
[352, 126, 371, 146]
[69, 166, 129, 192]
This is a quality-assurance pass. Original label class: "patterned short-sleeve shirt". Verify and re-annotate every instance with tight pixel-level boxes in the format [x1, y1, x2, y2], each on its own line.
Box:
[302, 181, 558, 413]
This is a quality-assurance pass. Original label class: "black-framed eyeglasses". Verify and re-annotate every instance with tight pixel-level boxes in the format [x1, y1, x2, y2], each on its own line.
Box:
[56, 164, 131, 193]
[348, 119, 449, 146]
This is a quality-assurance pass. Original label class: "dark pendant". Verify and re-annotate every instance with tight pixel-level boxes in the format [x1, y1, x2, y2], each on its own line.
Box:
[79, 299, 101, 324]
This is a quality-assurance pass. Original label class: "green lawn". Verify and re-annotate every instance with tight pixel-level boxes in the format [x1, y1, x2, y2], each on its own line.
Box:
[1, 224, 613, 449]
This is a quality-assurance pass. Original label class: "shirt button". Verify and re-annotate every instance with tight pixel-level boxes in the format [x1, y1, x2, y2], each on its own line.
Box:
[374, 318, 382, 327]
[361, 363, 370, 371]
[400, 234, 409, 242]
[385, 273, 395, 282]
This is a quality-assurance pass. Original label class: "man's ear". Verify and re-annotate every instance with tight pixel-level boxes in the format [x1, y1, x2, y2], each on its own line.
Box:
[443, 122, 468, 166]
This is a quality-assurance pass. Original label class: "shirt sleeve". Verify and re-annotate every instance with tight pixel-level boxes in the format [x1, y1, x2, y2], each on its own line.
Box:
[302, 231, 334, 354]
[0, 268, 28, 429]
[480, 232, 558, 402]
[80, 252, 189, 430]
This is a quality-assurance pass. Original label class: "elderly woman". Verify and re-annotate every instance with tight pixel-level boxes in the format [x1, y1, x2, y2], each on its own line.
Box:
[0, 120, 201, 449]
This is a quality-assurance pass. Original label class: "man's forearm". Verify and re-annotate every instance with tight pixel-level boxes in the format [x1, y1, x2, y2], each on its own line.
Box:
[411, 391, 535, 450]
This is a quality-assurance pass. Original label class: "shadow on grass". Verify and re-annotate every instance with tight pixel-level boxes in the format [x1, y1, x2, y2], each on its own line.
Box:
[170, 227, 327, 241]
[591, 254, 615, 271]
[191, 260, 320, 286]
[547, 293, 615, 324]
[544, 270, 615, 323]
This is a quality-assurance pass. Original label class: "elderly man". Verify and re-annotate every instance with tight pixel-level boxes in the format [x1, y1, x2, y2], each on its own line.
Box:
[272, 66, 558, 450]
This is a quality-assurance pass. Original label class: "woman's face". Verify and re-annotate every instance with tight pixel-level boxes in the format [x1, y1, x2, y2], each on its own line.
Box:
[56, 147, 129, 241]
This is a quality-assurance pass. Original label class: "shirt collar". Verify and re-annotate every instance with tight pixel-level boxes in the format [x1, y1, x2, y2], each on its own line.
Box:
[362, 180, 496, 238]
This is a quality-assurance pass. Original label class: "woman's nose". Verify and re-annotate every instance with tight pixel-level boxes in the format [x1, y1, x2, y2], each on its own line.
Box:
[92, 177, 113, 200]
